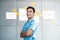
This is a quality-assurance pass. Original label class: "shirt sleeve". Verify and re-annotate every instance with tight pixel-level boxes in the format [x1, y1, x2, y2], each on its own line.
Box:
[29, 21, 38, 32]
[22, 23, 26, 32]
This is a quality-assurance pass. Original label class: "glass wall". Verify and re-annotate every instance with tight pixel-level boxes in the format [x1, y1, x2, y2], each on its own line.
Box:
[0, 0, 60, 40]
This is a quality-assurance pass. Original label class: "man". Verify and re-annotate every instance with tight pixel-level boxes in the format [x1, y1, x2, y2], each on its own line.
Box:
[20, 6, 38, 40]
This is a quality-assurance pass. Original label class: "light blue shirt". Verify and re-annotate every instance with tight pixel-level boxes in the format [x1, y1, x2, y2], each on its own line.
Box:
[22, 18, 38, 40]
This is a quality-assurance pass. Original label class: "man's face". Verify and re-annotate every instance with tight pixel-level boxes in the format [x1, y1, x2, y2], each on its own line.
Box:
[26, 8, 34, 19]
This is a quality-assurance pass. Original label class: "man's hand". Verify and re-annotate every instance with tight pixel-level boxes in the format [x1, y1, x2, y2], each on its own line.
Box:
[20, 29, 33, 38]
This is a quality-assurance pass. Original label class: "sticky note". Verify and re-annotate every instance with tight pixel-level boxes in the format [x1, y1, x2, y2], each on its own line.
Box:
[34, 9, 39, 16]
[35, 13, 39, 16]
[39, 14, 43, 17]
[31, 2, 35, 7]
[19, 8, 28, 21]
[12, 8, 17, 12]
[16, 12, 19, 16]
[36, 10, 39, 13]
[43, 10, 55, 19]
[6, 12, 16, 19]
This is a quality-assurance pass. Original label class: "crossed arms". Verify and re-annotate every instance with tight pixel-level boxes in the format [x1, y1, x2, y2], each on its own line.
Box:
[20, 29, 33, 38]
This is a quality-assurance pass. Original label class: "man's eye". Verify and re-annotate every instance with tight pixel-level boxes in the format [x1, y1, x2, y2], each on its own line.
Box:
[30, 11, 32, 12]
[27, 11, 28, 12]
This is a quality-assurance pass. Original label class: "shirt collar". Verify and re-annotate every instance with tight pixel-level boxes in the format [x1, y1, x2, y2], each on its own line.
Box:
[27, 18, 34, 23]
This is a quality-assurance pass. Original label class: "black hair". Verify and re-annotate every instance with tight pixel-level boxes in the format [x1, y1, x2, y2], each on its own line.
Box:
[26, 6, 35, 13]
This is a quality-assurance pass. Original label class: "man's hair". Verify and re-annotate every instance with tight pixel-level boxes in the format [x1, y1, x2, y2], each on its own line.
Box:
[26, 6, 35, 13]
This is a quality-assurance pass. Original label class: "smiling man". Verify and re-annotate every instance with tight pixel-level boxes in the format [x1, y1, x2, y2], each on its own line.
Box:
[20, 6, 38, 40]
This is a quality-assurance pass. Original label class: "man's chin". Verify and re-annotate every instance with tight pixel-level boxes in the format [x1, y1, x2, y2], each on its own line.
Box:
[28, 17, 31, 18]
[28, 17, 32, 19]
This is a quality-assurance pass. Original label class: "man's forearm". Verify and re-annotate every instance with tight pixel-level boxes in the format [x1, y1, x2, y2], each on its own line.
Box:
[20, 29, 32, 38]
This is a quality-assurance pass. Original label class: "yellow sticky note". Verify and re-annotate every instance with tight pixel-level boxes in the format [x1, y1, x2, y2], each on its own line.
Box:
[51, 19, 56, 24]
[12, 8, 17, 12]
[35, 13, 39, 16]
[35, 9, 39, 16]
[36, 9, 39, 13]
[31, 2, 35, 7]
[16, 12, 19, 16]
[39, 14, 43, 17]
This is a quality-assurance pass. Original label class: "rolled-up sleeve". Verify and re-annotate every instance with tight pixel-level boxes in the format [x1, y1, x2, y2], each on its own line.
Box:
[29, 22, 38, 32]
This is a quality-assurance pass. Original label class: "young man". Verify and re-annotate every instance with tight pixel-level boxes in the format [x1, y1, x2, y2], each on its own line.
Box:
[20, 6, 38, 40]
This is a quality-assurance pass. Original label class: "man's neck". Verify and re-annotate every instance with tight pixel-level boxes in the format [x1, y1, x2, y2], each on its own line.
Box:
[28, 18, 33, 20]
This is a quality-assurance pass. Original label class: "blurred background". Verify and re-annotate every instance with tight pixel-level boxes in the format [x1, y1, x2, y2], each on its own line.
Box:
[0, 0, 60, 40]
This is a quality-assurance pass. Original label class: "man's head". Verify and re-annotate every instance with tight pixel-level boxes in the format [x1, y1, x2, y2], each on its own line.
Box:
[26, 6, 35, 19]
